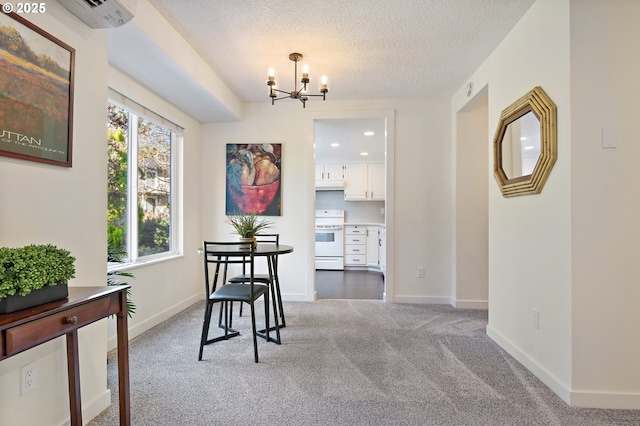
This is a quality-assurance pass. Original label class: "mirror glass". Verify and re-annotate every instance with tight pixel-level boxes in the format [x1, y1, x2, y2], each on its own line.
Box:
[501, 111, 540, 180]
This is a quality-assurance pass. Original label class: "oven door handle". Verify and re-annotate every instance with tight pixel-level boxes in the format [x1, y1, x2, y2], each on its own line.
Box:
[316, 225, 344, 231]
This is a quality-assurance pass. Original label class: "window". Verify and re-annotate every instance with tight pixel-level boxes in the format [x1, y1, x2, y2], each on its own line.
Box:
[107, 92, 182, 263]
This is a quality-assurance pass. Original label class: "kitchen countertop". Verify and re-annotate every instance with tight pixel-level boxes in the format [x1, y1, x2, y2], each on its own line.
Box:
[345, 222, 385, 227]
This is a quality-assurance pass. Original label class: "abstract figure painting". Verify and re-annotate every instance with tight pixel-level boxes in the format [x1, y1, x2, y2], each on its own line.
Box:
[226, 144, 282, 216]
[0, 11, 75, 167]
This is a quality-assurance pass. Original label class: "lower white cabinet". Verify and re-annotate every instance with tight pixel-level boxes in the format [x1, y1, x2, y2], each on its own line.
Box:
[344, 225, 367, 265]
[366, 227, 379, 268]
[344, 225, 383, 271]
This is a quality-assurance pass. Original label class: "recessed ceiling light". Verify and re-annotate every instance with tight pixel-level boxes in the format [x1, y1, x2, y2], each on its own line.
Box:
[523, 146, 534, 150]
[520, 136, 527, 141]
[331, 143, 340, 147]
[360, 152, 369, 156]
[364, 131, 375, 136]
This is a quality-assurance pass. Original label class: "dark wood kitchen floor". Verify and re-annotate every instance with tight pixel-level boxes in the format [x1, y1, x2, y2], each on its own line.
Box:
[316, 270, 384, 300]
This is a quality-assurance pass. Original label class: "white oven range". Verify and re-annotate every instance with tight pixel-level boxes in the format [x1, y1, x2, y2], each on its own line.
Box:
[315, 209, 344, 270]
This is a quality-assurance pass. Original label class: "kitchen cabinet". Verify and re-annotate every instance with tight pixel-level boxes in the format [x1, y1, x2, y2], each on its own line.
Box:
[315, 163, 344, 184]
[366, 226, 380, 268]
[379, 227, 386, 276]
[344, 225, 383, 271]
[344, 225, 367, 266]
[343, 163, 385, 201]
[367, 163, 385, 201]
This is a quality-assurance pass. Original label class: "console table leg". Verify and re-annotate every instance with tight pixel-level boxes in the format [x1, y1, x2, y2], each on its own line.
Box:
[117, 292, 131, 425]
[66, 330, 82, 426]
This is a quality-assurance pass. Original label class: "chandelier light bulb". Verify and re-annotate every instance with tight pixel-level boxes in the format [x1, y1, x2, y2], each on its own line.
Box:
[319, 75, 329, 93]
[302, 64, 309, 79]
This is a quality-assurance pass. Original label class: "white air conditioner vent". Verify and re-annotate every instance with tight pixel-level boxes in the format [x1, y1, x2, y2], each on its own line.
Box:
[57, 0, 137, 29]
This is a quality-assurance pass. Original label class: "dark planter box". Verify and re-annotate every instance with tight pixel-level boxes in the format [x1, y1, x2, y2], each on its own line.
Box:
[0, 283, 68, 314]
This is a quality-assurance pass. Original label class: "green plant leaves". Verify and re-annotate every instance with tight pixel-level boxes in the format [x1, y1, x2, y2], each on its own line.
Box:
[0, 244, 75, 299]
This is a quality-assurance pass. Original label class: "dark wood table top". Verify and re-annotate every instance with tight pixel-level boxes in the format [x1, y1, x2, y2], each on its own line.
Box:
[201, 243, 293, 257]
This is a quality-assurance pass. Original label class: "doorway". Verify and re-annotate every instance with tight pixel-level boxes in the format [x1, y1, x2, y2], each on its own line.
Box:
[454, 86, 489, 308]
[309, 110, 395, 302]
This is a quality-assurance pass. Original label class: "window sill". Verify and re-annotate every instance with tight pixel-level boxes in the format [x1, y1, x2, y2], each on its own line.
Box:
[107, 253, 184, 272]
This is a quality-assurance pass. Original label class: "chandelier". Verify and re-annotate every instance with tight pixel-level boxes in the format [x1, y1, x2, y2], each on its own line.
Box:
[267, 53, 329, 108]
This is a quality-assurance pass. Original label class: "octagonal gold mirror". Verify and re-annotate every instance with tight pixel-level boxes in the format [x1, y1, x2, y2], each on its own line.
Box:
[493, 86, 557, 197]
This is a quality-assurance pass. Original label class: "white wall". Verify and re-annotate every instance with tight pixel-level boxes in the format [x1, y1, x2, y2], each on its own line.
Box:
[451, 0, 640, 409]
[0, 3, 111, 424]
[452, 0, 573, 403]
[491, 0, 573, 403]
[201, 98, 451, 304]
[569, 0, 640, 408]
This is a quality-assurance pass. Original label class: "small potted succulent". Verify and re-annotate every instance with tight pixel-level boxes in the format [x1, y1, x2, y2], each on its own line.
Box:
[226, 212, 273, 248]
[0, 244, 76, 314]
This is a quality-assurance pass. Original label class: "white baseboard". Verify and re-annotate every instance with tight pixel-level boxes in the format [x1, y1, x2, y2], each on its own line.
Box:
[486, 324, 571, 404]
[58, 389, 111, 426]
[453, 299, 488, 309]
[107, 294, 201, 351]
[569, 390, 640, 409]
[393, 295, 452, 304]
[282, 292, 312, 301]
[488, 324, 640, 409]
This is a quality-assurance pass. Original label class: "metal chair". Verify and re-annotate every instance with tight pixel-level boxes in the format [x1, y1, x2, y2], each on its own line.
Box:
[228, 234, 284, 326]
[198, 241, 270, 363]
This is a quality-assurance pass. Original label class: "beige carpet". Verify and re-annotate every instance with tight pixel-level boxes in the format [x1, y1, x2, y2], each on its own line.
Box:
[89, 300, 639, 425]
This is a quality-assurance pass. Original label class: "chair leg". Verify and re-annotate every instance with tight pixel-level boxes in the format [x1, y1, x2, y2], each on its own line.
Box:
[250, 302, 259, 363]
[264, 289, 270, 343]
[217, 299, 224, 327]
[228, 301, 234, 328]
[270, 282, 281, 344]
[199, 301, 213, 361]
[224, 302, 230, 338]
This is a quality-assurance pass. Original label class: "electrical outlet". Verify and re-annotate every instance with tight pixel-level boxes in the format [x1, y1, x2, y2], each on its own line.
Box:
[21, 362, 37, 395]
[416, 267, 425, 278]
[532, 309, 540, 330]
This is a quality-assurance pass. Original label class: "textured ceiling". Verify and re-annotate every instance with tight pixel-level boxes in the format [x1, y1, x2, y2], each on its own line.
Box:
[146, 0, 535, 103]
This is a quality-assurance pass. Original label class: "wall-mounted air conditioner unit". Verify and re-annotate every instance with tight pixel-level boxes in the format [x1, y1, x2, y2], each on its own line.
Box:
[57, 0, 137, 29]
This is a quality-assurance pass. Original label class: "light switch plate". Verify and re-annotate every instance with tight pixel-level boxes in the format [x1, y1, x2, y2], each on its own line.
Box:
[602, 127, 617, 148]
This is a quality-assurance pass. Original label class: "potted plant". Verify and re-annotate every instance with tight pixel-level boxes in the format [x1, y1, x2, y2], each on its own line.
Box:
[107, 249, 136, 318]
[226, 212, 273, 247]
[0, 244, 76, 314]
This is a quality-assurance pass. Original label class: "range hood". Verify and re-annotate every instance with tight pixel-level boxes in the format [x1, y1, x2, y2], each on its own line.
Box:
[315, 180, 344, 191]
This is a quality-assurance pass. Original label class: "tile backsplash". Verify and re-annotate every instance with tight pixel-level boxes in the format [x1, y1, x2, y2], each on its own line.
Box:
[315, 191, 385, 223]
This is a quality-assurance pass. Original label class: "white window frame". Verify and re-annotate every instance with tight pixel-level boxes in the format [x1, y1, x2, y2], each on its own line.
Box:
[108, 90, 183, 268]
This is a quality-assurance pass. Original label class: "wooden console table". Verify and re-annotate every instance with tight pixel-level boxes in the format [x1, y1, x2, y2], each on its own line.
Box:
[0, 286, 131, 426]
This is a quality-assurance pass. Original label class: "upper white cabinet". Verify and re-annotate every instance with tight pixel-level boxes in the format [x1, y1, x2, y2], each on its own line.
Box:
[343, 163, 385, 201]
[343, 164, 367, 200]
[367, 163, 385, 201]
[315, 163, 344, 188]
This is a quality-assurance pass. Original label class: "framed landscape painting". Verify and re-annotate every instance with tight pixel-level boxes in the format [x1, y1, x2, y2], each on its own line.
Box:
[0, 9, 75, 167]
[226, 143, 282, 216]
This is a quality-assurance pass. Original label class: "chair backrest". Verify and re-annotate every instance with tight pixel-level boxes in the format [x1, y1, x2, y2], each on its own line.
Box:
[202, 241, 254, 296]
[255, 233, 279, 245]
